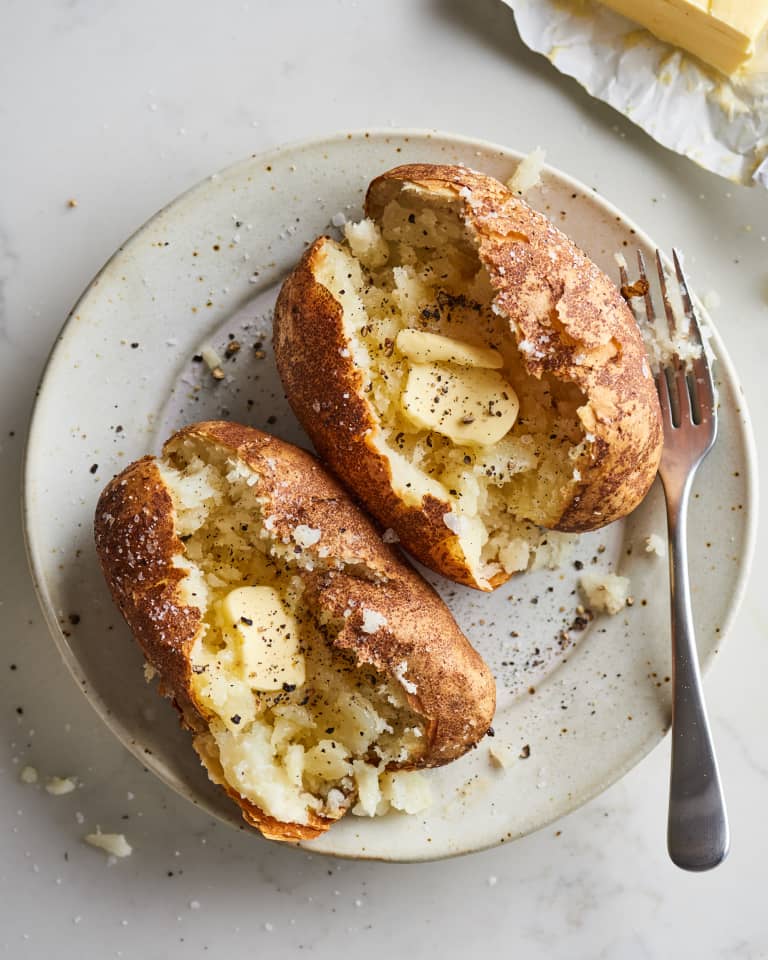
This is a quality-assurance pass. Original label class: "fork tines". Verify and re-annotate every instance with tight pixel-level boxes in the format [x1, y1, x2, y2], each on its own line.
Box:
[619, 249, 716, 434]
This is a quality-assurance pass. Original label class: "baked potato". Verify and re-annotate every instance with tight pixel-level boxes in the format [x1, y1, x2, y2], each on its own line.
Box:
[274, 163, 662, 591]
[94, 421, 495, 842]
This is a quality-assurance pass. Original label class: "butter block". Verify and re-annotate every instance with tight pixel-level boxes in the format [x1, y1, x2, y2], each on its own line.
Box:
[601, 0, 768, 74]
[401, 362, 519, 446]
[395, 329, 503, 369]
[218, 586, 306, 691]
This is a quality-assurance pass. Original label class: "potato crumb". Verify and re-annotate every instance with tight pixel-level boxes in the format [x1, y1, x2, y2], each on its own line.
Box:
[84, 829, 133, 858]
[143, 661, 157, 683]
[644, 533, 666, 557]
[381, 770, 431, 814]
[200, 344, 222, 371]
[579, 572, 631, 615]
[506, 147, 547, 195]
[20, 766, 38, 784]
[45, 776, 77, 796]
[531, 532, 578, 571]
[343, 218, 389, 269]
[641, 268, 703, 370]
[488, 743, 512, 769]
[381, 528, 399, 543]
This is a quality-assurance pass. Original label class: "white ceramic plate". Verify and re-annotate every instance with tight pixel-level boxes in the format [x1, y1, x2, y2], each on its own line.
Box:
[23, 130, 756, 861]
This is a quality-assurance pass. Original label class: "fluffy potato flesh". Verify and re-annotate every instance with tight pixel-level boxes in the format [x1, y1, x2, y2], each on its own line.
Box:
[316, 198, 588, 588]
[159, 441, 429, 827]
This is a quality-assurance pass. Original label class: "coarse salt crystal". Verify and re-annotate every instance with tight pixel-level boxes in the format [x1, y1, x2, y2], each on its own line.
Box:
[293, 525, 322, 548]
[443, 512, 462, 535]
[360, 608, 388, 634]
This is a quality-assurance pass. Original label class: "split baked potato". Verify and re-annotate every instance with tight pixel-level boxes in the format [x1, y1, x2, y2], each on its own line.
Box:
[94, 421, 495, 841]
[274, 163, 662, 590]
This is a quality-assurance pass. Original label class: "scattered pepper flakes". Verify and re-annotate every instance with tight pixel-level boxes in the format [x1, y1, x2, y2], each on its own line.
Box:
[519, 744, 531, 759]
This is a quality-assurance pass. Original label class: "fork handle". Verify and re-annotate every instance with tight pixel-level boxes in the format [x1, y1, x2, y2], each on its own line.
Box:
[664, 473, 729, 871]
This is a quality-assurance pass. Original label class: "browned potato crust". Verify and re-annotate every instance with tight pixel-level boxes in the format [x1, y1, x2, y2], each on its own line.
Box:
[274, 163, 662, 590]
[95, 421, 495, 841]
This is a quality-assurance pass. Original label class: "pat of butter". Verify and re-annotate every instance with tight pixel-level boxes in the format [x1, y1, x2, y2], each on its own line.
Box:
[601, 0, 768, 74]
[401, 362, 519, 446]
[218, 586, 305, 692]
[396, 329, 503, 369]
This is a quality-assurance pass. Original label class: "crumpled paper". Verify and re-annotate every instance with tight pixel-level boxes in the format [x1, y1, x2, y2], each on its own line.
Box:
[504, 0, 768, 188]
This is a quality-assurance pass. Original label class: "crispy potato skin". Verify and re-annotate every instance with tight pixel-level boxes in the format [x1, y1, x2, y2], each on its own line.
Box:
[274, 257, 477, 587]
[274, 163, 662, 589]
[94, 421, 495, 840]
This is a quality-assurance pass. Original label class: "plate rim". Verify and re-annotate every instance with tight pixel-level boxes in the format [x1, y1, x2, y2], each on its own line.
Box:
[21, 127, 760, 861]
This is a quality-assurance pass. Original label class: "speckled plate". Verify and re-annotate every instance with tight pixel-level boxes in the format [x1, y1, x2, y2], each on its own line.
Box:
[23, 130, 756, 861]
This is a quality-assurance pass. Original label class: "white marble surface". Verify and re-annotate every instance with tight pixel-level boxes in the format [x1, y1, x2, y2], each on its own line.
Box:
[1, 0, 767, 956]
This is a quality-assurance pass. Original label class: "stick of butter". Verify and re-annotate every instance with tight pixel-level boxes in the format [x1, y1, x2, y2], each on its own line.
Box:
[600, 0, 768, 75]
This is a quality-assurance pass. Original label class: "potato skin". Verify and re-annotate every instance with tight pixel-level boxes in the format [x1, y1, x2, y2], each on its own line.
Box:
[274, 163, 662, 589]
[94, 421, 495, 840]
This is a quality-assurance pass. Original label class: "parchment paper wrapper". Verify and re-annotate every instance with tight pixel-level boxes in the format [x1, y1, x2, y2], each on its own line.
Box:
[504, 0, 768, 188]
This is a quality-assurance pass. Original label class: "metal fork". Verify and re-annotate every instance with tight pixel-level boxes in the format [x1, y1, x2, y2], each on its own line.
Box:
[620, 249, 729, 872]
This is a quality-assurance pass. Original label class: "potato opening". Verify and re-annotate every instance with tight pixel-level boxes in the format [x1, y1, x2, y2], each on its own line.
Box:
[158, 439, 430, 827]
[316, 195, 588, 588]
